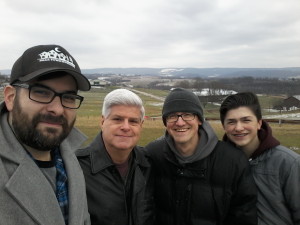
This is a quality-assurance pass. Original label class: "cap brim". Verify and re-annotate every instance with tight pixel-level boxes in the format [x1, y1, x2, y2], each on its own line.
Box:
[18, 67, 91, 91]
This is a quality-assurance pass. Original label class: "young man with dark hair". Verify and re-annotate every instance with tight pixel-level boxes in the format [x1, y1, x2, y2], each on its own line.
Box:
[220, 92, 300, 225]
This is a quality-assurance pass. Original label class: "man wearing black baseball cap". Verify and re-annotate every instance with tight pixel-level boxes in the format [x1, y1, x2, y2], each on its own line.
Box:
[0, 45, 91, 225]
[146, 88, 258, 225]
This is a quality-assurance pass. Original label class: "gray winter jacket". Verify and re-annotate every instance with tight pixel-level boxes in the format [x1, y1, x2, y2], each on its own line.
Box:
[224, 120, 300, 225]
[250, 145, 300, 225]
[0, 102, 90, 225]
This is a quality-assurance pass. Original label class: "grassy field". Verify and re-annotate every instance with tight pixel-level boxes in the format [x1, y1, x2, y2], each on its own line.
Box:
[75, 87, 300, 154]
[1, 86, 300, 154]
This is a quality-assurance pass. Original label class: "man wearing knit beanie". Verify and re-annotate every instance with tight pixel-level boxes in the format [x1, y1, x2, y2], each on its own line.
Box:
[162, 88, 204, 125]
[145, 88, 257, 225]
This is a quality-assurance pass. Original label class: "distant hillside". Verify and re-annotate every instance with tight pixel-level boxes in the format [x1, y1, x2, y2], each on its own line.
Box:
[0, 70, 10, 75]
[1, 67, 300, 79]
[83, 67, 300, 78]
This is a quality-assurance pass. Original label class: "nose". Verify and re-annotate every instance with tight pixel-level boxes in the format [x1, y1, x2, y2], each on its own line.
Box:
[234, 121, 244, 131]
[46, 96, 64, 115]
[175, 116, 186, 126]
[120, 120, 130, 130]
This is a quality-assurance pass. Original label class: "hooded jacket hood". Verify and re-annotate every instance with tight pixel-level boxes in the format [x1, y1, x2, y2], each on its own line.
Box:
[251, 120, 280, 159]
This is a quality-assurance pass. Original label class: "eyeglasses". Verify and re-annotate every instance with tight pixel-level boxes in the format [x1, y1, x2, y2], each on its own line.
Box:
[166, 113, 196, 123]
[13, 83, 84, 109]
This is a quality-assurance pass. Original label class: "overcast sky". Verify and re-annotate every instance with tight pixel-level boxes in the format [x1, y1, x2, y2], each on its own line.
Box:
[0, 0, 299, 69]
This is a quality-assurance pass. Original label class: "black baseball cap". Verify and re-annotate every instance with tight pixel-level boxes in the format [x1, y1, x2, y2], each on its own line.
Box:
[10, 45, 91, 91]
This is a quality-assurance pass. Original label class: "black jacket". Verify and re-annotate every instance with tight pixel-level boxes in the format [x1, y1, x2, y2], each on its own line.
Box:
[76, 132, 154, 225]
[146, 133, 257, 225]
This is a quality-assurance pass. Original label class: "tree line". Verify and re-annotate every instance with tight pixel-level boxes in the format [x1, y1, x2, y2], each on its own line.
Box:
[148, 76, 300, 97]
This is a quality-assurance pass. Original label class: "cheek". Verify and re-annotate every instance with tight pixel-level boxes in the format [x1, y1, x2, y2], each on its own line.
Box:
[65, 110, 77, 123]
[224, 125, 233, 133]
[166, 123, 173, 130]
[133, 126, 142, 136]
[101, 122, 116, 136]
[166, 126, 173, 133]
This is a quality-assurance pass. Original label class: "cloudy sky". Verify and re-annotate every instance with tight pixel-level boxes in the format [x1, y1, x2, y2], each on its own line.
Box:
[0, 0, 299, 69]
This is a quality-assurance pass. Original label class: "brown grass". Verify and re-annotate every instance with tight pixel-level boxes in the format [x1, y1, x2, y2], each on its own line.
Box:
[76, 113, 300, 155]
[1, 87, 300, 154]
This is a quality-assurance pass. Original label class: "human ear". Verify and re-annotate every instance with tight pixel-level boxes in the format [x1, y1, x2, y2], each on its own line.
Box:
[198, 119, 202, 126]
[101, 115, 105, 126]
[4, 85, 16, 111]
[258, 119, 263, 130]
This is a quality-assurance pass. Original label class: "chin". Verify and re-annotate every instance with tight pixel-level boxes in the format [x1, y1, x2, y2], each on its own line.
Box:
[117, 145, 133, 151]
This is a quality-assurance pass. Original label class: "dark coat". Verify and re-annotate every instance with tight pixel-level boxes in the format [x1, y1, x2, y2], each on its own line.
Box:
[76, 132, 154, 225]
[146, 138, 257, 225]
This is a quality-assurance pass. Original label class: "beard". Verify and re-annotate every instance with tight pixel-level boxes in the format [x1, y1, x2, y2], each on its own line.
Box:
[11, 97, 75, 151]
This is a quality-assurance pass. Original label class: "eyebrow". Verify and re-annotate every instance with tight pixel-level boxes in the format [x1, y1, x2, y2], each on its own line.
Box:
[226, 116, 253, 121]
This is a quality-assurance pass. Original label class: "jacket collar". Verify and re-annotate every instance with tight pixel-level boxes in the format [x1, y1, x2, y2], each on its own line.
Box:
[251, 120, 280, 159]
[89, 132, 150, 174]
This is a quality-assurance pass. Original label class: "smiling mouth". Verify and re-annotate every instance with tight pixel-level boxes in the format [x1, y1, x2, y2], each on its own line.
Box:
[117, 135, 132, 138]
[233, 133, 248, 137]
[175, 128, 189, 132]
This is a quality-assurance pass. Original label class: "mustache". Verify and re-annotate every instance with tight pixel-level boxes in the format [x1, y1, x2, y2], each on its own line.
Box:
[32, 114, 67, 126]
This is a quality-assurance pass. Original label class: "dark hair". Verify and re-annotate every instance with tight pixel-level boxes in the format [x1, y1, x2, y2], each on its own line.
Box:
[219, 92, 262, 124]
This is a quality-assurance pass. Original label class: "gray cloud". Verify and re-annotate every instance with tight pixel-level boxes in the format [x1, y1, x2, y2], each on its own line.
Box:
[0, 0, 299, 69]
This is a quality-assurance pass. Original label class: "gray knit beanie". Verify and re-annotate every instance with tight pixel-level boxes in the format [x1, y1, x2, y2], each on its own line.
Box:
[162, 88, 204, 125]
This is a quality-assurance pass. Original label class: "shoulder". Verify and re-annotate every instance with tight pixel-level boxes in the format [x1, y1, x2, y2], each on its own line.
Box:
[133, 146, 152, 168]
[144, 136, 167, 158]
[214, 141, 246, 158]
[75, 146, 91, 158]
[273, 145, 300, 160]
[211, 141, 250, 170]
[133, 145, 147, 158]
[64, 127, 88, 150]
[75, 132, 102, 159]
[145, 136, 166, 150]
[262, 145, 300, 169]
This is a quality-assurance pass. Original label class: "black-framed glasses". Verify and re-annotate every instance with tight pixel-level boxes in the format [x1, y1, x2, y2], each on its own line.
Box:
[166, 113, 196, 123]
[13, 83, 84, 109]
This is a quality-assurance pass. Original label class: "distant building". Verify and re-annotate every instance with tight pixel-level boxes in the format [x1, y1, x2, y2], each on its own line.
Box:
[274, 96, 300, 111]
[90, 79, 111, 87]
[194, 89, 237, 106]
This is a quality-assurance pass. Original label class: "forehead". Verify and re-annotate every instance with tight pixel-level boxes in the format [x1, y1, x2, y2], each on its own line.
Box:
[225, 106, 256, 119]
[109, 105, 141, 117]
[32, 75, 77, 91]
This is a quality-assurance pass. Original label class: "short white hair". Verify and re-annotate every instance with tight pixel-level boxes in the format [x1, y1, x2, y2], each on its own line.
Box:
[102, 89, 145, 120]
